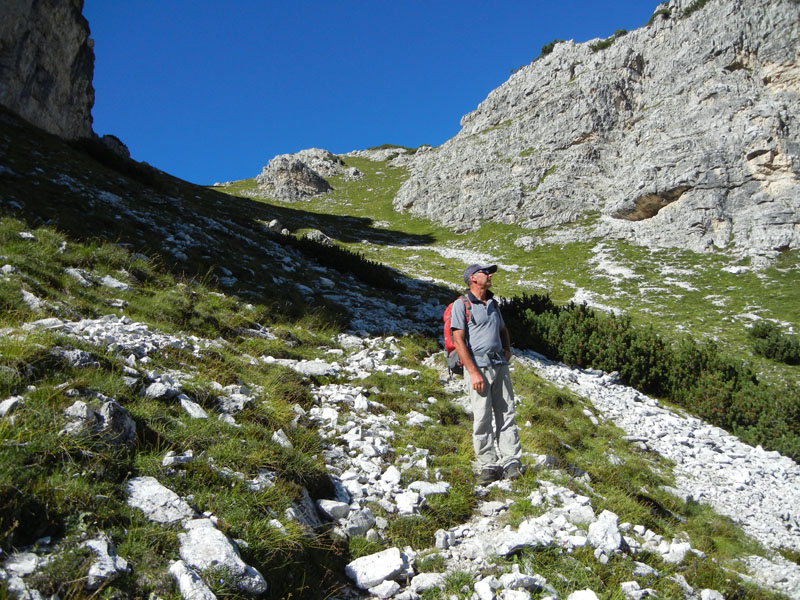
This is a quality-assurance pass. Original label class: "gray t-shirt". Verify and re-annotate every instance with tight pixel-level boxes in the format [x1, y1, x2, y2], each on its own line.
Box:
[450, 293, 506, 367]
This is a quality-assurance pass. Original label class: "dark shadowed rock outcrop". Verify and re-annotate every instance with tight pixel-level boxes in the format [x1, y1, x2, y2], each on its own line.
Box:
[394, 0, 800, 263]
[0, 0, 95, 140]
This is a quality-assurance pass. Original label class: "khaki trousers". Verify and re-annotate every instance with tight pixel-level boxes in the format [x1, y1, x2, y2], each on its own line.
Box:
[465, 363, 522, 469]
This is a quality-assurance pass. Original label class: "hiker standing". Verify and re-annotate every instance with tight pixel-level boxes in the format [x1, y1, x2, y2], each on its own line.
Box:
[450, 264, 523, 485]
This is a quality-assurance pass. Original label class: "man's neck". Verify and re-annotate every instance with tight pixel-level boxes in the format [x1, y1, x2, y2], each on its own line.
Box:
[469, 285, 489, 301]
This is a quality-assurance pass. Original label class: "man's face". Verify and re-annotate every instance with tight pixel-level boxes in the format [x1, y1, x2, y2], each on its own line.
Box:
[471, 269, 493, 288]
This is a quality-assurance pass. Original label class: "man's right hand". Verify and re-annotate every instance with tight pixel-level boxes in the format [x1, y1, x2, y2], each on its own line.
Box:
[469, 369, 484, 394]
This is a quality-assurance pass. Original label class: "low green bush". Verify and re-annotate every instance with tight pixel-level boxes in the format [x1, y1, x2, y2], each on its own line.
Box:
[647, 8, 671, 25]
[501, 294, 800, 459]
[538, 39, 564, 59]
[589, 29, 627, 53]
[682, 0, 712, 19]
[748, 321, 800, 365]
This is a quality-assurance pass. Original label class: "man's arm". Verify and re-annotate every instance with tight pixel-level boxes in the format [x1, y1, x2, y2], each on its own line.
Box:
[453, 328, 484, 393]
[500, 326, 512, 362]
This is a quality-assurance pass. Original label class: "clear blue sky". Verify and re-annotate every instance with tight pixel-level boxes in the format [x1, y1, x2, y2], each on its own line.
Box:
[85, 1, 660, 185]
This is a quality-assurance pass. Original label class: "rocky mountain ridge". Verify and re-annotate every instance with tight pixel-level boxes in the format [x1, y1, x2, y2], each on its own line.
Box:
[392, 0, 800, 264]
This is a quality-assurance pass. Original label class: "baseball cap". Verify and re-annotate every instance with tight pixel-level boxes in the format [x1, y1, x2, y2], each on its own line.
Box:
[463, 264, 497, 284]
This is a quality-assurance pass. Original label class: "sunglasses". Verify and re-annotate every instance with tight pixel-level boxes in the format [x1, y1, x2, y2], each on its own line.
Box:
[477, 269, 493, 275]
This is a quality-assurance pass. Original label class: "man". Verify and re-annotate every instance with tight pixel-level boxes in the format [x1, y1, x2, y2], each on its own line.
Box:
[450, 263, 523, 485]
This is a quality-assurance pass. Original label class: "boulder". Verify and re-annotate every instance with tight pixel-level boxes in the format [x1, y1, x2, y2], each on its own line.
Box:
[178, 519, 267, 595]
[256, 155, 332, 201]
[126, 476, 195, 524]
[345, 547, 406, 589]
[304, 229, 335, 247]
[316, 499, 350, 521]
[587, 510, 622, 553]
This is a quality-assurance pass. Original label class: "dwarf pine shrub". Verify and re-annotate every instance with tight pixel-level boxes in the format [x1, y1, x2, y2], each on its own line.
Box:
[682, 0, 713, 19]
[501, 294, 800, 459]
[748, 321, 800, 365]
[647, 7, 672, 25]
[538, 39, 564, 59]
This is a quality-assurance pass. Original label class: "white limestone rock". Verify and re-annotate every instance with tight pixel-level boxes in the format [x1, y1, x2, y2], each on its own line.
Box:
[501, 590, 532, 600]
[381, 465, 402, 486]
[169, 560, 217, 600]
[345, 547, 406, 589]
[178, 394, 208, 419]
[126, 476, 195, 524]
[21, 290, 44, 311]
[406, 410, 432, 426]
[82, 537, 129, 590]
[0, 396, 21, 417]
[145, 381, 178, 400]
[369, 579, 401, 599]
[178, 519, 267, 595]
[343, 508, 376, 538]
[494, 525, 550, 557]
[587, 510, 623, 553]
[568, 590, 599, 600]
[395, 490, 422, 515]
[410, 572, 446, 593]
[97, 400, 137, 448]
[272, 428, 293, 449]
[662, 539, 692, 564]
[3, 552, 39, 576]
[285, 488, 325, 532]
[101, 275, 130, 291]
[500, 571, 545, 591]
[292, 359, 339, 377]
[474, 575, 500, 600]
[162, 450, 194, 468]
[316, 499, 350, 521]
[409, 481, 451, 497]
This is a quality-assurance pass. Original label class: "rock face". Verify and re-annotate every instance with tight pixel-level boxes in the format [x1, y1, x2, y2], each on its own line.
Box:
[254, 148, 365, 202]
[0, 0, 94, 139]
[255, 150, 335, 201]
[394, 0, 800, 261]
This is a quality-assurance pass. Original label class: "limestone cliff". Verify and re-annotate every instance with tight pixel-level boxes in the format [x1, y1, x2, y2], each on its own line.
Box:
[394, 0, 800, 262]
[0, 0, 94, 140]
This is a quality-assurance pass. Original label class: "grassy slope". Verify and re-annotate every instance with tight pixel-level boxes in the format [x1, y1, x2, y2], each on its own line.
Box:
[0, 111, 795, 599]
[222, 155, 800, 389]
[0, 219, 785, 599]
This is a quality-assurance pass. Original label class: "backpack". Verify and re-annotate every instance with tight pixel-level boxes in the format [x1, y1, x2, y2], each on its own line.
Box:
[443, 296, 471, 376]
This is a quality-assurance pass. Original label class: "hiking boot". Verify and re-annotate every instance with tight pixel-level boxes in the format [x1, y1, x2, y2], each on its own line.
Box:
[476, 466, 503, 486]
[503, 462, 523, 480]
